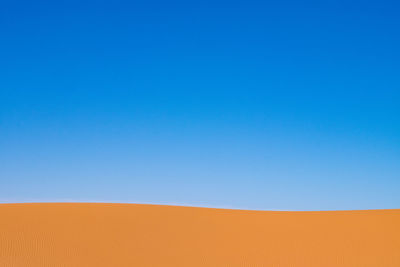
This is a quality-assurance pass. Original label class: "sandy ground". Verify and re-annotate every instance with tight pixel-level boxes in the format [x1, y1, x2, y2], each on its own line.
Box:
[0, 203, 399, 266]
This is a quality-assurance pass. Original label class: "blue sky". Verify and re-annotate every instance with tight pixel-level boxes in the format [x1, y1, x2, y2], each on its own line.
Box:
[1, 0, 399, 210]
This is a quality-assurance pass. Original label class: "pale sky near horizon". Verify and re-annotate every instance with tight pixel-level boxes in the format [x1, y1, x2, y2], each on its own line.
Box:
[1, 0, 399, 210]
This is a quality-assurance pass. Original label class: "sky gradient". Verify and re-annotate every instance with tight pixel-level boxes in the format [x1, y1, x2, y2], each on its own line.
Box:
[1, 0, 399, 210]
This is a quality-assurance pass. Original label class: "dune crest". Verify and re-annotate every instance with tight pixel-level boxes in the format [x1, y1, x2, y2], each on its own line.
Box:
[1, 203, 399, 266]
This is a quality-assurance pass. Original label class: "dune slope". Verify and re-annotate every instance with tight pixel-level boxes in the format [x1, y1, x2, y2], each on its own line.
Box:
[0, 203, 399, 266]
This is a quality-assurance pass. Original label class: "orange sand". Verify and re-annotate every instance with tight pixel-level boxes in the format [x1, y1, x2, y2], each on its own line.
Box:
[0, 203, 399, 266]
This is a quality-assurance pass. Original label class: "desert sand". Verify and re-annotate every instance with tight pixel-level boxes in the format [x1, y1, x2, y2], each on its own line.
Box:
[0, 203, 399, 266]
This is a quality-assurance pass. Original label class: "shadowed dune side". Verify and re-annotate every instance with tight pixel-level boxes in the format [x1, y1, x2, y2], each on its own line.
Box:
[0, 203, 399, 266]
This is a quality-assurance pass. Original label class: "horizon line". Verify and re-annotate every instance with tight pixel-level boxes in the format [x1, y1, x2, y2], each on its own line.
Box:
[1, 201, 399, 212]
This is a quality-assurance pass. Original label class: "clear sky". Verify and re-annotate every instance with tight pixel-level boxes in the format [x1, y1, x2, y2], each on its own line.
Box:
[1, 0, 399, 210]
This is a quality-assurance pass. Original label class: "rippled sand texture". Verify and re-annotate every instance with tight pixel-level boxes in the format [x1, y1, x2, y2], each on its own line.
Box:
[0, 203, 399, 266]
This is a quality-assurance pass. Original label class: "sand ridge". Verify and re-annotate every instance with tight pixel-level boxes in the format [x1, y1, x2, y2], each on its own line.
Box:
[0, 203, 399, 266]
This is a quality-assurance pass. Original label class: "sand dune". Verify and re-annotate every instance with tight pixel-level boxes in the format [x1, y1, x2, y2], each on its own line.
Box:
[0, 203, 399, 266]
